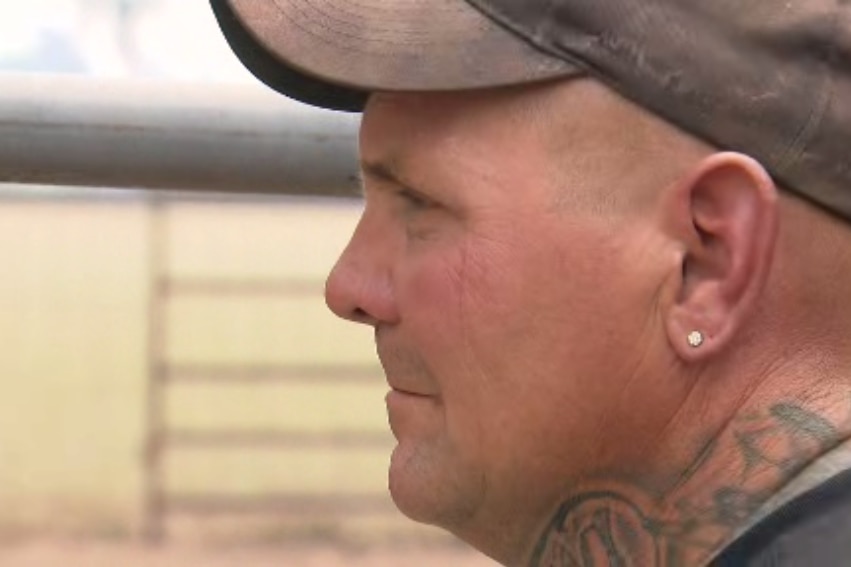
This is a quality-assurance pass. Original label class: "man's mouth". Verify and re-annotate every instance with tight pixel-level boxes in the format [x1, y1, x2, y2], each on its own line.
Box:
[385, 378, 437, 398]
[388, 386, 434, 398]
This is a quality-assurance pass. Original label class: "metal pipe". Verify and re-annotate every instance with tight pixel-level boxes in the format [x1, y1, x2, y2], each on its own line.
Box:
[0, 74, 360, 196]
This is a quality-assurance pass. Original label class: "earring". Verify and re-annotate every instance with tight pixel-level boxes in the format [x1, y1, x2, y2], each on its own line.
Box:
[687, 331, 705, 348]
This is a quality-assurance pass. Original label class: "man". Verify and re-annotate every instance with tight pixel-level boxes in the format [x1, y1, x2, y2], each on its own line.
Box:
[211, 0, 851, 565]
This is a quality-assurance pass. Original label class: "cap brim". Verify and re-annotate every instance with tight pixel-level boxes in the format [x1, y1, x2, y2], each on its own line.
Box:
[212, 0, 580, 112]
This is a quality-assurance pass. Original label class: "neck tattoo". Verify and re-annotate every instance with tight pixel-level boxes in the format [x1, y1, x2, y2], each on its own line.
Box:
[529, 399, 851, 566]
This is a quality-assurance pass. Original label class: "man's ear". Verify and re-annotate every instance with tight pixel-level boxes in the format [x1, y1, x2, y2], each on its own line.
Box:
[665, 152, 779, 361]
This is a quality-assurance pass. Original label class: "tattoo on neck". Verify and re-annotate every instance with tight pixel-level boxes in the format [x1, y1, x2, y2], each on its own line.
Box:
[529, 400, 849, 566]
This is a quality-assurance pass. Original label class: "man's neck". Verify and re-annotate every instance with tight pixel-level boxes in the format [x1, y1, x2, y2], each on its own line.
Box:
[526, 383, 851, 566]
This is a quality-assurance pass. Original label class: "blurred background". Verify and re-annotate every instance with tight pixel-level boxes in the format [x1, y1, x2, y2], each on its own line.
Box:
[0, 1, 493, 565]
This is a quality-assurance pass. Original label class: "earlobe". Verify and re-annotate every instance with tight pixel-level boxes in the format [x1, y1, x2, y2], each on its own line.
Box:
[665, 152, 779, 361]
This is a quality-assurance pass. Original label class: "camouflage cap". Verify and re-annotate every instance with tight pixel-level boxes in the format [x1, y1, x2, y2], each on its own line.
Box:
[212, 0, 851, 222]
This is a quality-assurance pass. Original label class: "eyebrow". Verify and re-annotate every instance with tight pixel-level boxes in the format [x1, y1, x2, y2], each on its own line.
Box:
[358, 159, 437, 206]
[356, 158, 421, 200]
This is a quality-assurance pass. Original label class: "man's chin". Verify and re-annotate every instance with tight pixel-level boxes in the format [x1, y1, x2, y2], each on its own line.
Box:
[387, 443, 439, 523]
[387, 442, 482, 530]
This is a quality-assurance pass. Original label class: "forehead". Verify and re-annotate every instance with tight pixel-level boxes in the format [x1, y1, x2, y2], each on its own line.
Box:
[359, 79, 673, 172]
[358, 81, 712, 216]
[362, 87, 601, 207]
[360, 86, 547, 161]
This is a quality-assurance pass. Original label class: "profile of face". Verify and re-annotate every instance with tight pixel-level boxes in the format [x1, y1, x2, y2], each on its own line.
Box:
[324, 79, 702, 553]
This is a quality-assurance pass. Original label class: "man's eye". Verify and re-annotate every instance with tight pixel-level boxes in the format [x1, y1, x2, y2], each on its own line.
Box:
[397, 188, 433, 211]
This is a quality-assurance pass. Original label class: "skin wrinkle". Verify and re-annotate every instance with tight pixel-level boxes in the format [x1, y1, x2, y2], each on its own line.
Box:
[455, 227, 492, 531]
[581, 212, 689, 475]
[402, 237, 488, 530]
[630, 377, 700, 493]
[668, 384, 759, 499]
[594, 326, 657, 466]
[459, 207, 595, 514]
[453, 231, 537, 552]
[659, 377, 722, 490]
[643, 369, 717, 502]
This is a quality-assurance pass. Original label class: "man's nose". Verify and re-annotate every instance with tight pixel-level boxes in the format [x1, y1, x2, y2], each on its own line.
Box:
[324, 223, 399, 327]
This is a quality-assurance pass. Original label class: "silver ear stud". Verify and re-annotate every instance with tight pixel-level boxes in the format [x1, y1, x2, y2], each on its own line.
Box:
[687, 331, 705, 348]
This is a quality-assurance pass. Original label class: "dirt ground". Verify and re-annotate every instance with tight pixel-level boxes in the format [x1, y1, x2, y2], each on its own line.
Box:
[0, 541, 500, 567]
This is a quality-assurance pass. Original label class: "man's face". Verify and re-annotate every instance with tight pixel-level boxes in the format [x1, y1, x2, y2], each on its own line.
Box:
[325, 80, 686, 544]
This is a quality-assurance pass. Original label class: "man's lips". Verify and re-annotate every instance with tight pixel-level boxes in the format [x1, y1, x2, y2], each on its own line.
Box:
[385, 388, 439, 413]
[386, 382, 437, 398]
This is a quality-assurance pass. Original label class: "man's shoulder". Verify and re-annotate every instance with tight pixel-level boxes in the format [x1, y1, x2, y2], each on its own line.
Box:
[713, 467, 851, 566]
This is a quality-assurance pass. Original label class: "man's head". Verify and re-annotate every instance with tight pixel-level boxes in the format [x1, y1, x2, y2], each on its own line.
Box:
[213, 0, 851, 563]
[324, 75, 851, 561]
[325, 78, 719, 555]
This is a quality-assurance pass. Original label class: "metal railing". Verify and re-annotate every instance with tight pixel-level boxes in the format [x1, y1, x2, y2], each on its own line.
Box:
[0, 73, 360, 196]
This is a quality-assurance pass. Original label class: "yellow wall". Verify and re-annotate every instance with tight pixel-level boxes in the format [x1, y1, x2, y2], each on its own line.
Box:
[0, 199, 150, 535]
[0, 194, 423, 541]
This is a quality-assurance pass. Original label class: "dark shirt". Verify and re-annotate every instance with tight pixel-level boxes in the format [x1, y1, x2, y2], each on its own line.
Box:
[713, 468, 851, 566]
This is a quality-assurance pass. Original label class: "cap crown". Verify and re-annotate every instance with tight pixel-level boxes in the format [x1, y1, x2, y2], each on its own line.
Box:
[470, 0, 851, 221]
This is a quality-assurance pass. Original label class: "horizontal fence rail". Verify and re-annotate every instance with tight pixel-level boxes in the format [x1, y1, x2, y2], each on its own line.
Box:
[143, 200, 389, 541]
[163, 364, 382, 384]
[160, 277, 326, 296]
[0, 74, 360, 196]
[166, 429, 392, 449]
[167, 493, 395, 516]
